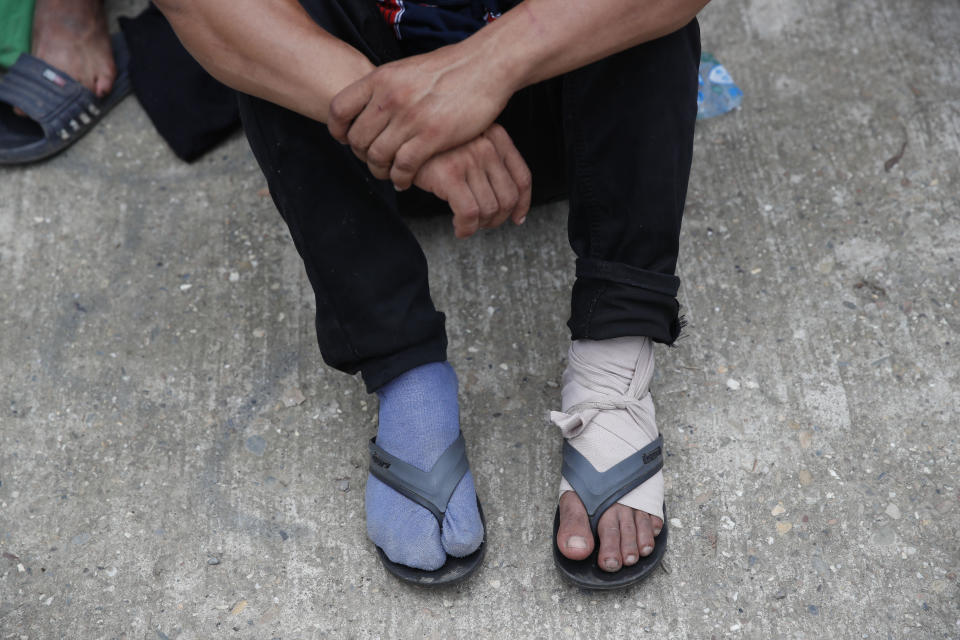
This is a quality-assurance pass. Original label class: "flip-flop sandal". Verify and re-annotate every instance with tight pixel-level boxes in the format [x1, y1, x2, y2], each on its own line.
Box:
[0, 31, 131, 165]
[552, 434, 668, 590]
[368, 432, 487, 587]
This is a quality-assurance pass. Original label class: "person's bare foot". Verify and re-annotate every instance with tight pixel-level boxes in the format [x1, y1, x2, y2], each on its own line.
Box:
[31, 0, 115, 97]
[551, 336, 665, 573]
[556, 492, 663, 572]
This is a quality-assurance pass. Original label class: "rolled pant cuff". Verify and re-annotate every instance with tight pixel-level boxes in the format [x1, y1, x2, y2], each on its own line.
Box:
[359, 336, 449, 393]
[568, 258, 683, 345]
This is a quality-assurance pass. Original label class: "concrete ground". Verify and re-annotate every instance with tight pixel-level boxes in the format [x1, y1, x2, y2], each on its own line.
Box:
[1, 0, 958, 637]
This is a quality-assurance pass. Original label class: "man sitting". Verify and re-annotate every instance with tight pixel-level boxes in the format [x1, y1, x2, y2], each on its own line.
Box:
[155, 0, 706, 588]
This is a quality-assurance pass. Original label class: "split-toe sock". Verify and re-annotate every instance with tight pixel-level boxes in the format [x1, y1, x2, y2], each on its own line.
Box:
[552, 337, 664, 544]
[366, 362, 484, 570]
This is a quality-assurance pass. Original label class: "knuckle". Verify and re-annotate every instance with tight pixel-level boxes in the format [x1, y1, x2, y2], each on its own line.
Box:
[477, 137, 496, 155]
[480, 146, 498, 164]
[393, 152, 418, 174]
[329, 98, 347, 122]
[517, 170, 532, 191]
[423, 121, 445, 140]
[441, 162, 461, 181]
[367, 147, 389, 167]
[346, 129, 363, 148]
[398, 106, 418, 128]
[466, 136, 485, 153]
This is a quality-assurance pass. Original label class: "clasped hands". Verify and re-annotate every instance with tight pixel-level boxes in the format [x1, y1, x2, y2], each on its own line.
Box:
[328, 46, 531, 238]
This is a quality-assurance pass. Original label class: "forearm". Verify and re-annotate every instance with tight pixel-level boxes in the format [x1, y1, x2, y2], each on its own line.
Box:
[468, 0, 709, 93]
[155, 0, 373, 123]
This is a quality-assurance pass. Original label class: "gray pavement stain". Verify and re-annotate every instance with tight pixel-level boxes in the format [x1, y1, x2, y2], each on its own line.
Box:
[244, 435, 267, 457]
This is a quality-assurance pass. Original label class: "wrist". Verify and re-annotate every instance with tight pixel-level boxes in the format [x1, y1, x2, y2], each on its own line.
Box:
[458, 20, 533, 96]
[471, 5, 545, 93]
[319, 53, 375, 122]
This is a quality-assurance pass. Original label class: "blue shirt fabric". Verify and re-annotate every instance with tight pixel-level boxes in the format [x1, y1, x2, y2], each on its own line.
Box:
[376, 1, 502, 54]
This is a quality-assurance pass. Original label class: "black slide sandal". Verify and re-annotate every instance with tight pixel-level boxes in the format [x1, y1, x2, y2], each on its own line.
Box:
[0, 32, 131, 165]
[552, 436, 668, 590]
[368, 433, 486, 587]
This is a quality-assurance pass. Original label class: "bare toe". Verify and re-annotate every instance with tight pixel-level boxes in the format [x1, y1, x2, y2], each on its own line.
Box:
[634, 511, 656, 557]
[596, 505, 625, 572]
[618, 508, 640, 566]
[93, 62, 117, 98]
[557, 491, 594, 561]
[652, 516, 663, 537]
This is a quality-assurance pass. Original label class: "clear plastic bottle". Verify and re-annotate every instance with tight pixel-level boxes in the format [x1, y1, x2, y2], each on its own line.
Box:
[697, 52, 743, 120]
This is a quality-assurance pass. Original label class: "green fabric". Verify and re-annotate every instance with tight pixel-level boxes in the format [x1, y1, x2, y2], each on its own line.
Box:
[0, 0, 35, 69]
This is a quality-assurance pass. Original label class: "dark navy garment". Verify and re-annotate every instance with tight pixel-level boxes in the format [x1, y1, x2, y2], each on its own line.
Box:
[376, 1, 502, 54]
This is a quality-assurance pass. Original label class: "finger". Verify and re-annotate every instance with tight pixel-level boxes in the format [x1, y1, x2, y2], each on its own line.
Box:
[618, 508, 640, 566]
[350, 145, 367, 163]
[346, 104, 391, 161]
[473, 134, 518, 228]
[634, 510, 656, 557]
[447, 180, 481, 239]
[367, 119, 408, 178]
[483, 154, 519, 229]
[484, 125, 532, 224]
[596, 506, 623, 572]
[505, 153, 532, 225]
[366, 157, 392, 181]
[465, 166, 499, 229]
[390, 135, 440, 191]
[328, 79, 374, 142]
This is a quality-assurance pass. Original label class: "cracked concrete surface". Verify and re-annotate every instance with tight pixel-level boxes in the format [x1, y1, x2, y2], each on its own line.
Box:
[1, 0, 958, 638]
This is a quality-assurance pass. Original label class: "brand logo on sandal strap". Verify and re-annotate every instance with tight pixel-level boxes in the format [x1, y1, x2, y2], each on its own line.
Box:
[43, 69, 66, 87]
[642, 447, 662, 465]
[371, 452, 391, 469]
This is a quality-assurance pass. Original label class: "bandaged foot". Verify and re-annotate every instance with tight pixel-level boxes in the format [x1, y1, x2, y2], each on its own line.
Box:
[552, 337, 664, 571]
[366, 362, 484, 571]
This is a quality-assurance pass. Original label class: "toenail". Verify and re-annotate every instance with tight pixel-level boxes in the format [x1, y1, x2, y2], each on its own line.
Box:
[625, 554, 637, 564]
[567, 536, 588, 550]
[641, 545, 654, 556]
[604, 559, 619, 571]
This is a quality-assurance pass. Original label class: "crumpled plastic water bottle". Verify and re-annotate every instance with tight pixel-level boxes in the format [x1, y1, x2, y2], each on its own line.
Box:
[697, 52, 743, 120]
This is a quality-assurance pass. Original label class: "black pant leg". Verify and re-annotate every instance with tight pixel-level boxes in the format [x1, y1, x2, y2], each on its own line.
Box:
[237, 0, 446, 392]
[563, 20, 701, 344]
[118, 3, 240, 162]
[497, 77, 568, 206]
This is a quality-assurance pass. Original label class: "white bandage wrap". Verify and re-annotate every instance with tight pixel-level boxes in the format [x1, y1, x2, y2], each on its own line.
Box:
[551, 336, 664, 521]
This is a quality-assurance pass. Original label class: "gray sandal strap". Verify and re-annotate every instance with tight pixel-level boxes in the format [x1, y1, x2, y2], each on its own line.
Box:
[561, 435, 664, 533]
[369, 433, 471, 525]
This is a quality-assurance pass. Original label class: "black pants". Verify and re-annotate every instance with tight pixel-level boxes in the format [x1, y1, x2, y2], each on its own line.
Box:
[119, 4, 240, 162]
[237, 0, 700, 392]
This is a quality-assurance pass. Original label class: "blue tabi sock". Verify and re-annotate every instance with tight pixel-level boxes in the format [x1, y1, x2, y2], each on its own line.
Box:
[365, 361, 484, 570]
